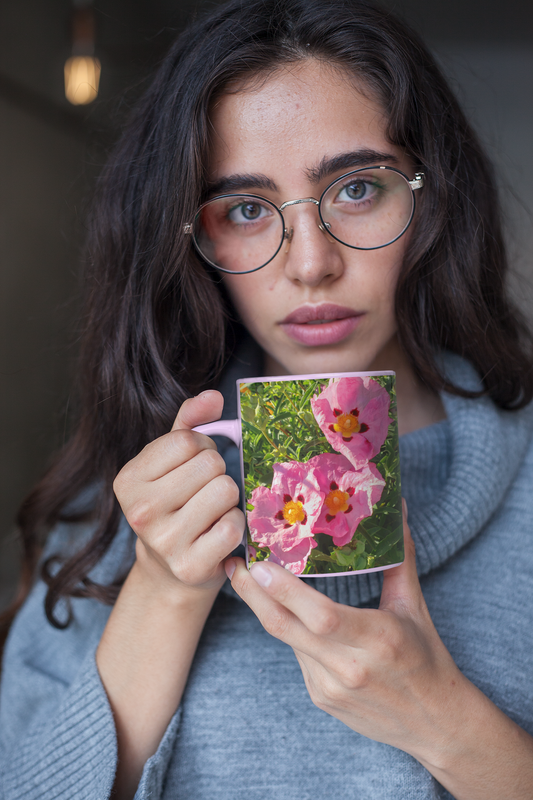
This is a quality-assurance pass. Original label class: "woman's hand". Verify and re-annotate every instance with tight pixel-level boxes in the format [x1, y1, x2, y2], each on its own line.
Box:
[114, 389, 244, 598]
[226, 502, 458, 757]
[99, 390, 244, 799]
[226, 502, 533, 800]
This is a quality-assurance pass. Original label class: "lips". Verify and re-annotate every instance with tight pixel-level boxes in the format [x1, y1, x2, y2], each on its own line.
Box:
[280, 304, 363, 346]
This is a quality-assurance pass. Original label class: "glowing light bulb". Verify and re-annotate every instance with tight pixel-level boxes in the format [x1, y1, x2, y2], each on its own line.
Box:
[64, 55, 101, 105]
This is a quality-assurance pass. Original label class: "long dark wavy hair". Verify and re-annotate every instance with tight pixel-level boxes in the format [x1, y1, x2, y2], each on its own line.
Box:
[3, 0, 533, 636]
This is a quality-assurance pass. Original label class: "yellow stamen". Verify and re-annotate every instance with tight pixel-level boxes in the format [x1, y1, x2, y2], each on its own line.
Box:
[282, 499, 306, 525]
[333, 412, 361, 437]
[324, 489, 350, 516]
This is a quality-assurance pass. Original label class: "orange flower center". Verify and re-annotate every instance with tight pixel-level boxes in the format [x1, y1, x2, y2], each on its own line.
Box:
[333, 412, 361, 437]
[324, 489, 350, 516]
[282, 499, 306, 525]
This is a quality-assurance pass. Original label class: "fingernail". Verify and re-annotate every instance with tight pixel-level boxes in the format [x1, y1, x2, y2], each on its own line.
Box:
[250, 562, 272, 588]
[402, 497, 408, 520]
[225, 559, 236, 580]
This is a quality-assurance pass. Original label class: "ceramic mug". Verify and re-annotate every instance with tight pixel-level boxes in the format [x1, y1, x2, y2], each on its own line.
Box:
[194, 372, 403, 577]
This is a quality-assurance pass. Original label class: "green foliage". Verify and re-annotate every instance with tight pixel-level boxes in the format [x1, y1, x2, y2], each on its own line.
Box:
[241, 379, 331, 497]
[241, 376, 403, 574]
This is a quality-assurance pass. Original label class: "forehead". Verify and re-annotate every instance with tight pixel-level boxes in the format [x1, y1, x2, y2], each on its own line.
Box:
[208, 60, 399, 183]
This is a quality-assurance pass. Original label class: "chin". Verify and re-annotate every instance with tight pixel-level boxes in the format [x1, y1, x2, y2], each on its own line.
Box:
[274, 348, 379, 377]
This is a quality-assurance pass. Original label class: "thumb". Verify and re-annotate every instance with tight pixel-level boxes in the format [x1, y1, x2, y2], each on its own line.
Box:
[379, 499, 423, 614]
[172, 390, 224, 432]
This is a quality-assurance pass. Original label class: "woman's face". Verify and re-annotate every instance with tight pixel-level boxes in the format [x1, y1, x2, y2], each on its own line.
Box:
[208, 60, 415, 375]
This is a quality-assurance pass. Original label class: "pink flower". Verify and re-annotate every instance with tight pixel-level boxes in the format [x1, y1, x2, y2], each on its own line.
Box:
[311, 377, 391, 468]
[266, 536, 318, 575]
[307, 453, 385, 547]
[247, 461, 324, 574]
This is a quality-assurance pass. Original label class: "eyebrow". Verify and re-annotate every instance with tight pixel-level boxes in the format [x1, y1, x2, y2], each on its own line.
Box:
[306, 149, 399, 183]
[207, 173, 278, 196]
[207, 149, 399, 197]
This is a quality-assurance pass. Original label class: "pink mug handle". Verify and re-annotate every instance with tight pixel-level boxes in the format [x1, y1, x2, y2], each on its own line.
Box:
[192, 419, 241, 448]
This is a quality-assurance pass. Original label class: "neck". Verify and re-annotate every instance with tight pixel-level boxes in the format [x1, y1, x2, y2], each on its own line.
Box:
[369, 337, 446, 436]
[263, 337, 446, 437]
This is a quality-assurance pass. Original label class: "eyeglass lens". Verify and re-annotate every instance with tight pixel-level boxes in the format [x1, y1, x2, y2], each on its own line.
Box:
[193, 168, 415, 273]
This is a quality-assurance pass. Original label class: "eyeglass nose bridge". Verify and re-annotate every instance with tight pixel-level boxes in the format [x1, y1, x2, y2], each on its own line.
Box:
[279, 197, 319, 211]
[279, 196, 326, 243]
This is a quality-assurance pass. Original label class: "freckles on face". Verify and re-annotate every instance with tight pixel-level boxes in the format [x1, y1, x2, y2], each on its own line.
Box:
[208, 61, 414, 374]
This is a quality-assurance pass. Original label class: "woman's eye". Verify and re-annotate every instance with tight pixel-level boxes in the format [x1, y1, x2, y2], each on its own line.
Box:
[337, 180, 376, 203]
[228, 201, 270, 223]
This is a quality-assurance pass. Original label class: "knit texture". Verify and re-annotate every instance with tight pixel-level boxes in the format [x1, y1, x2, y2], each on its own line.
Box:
[2, 352, 533, 799]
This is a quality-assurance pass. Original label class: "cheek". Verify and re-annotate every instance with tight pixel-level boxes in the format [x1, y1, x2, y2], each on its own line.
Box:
[345, 247, 403, 308]
[222, 274, 271, 325]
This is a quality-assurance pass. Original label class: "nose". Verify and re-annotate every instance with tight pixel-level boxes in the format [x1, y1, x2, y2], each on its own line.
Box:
[281, 203, 344, 287]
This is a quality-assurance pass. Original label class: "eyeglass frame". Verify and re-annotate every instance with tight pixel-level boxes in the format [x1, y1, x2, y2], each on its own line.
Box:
[183, 165, 425, 275]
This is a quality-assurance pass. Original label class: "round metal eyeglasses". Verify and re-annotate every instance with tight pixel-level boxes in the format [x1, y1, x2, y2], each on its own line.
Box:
[183, 165, 424, 274]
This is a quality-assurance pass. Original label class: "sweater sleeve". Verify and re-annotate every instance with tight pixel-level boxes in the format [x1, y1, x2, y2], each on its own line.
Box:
[134, 709, 182, 800]
[0, 577, 117, 800]
[0, 524, 182, 800]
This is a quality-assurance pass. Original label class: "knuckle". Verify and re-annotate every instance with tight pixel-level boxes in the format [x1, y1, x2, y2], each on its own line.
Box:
[309, 605, 341, 637]
[112, 471, 125, 498]
[113, 462, 136, 497]
[262, 608, 291, 640]
[173, 550, 202, 585]
[196, 447, 226, 476]
[336, 660, 368, 691]
[175, 562, 200, 586]
[211, 474, 240, 506]
[312, 672, 343, 707]
[375, 619, 404, 662]
[228, 506, 246, 526]
[127, 500, 153, 533]
[215, 515, 244, 547]
[167, 429, 198, 460]
[271, 580, 294, 607]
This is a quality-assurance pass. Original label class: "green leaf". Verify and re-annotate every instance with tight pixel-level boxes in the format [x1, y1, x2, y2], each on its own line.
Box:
[374, 525, 404, 558]
[299, 381, 320, 409]
[271, 411, 293, 424]
[333, 549, 356, 567]
[354, 540, 365, 556]
[242, 419, 264, 437]
[354, 555, 367, 571]
[241, 405, 256, 423]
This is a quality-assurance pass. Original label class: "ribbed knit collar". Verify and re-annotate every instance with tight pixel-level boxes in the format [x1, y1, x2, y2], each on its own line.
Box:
[219, 344, 533, 607]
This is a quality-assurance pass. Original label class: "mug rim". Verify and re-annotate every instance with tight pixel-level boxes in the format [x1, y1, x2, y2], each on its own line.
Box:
[236, 370, 395, 387]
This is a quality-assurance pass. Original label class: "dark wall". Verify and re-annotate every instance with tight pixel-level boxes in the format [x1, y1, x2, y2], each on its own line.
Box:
[1, 0, 532, 608]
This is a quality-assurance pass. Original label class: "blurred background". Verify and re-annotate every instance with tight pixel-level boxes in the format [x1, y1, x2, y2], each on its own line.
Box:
[1, 0, 532, 610]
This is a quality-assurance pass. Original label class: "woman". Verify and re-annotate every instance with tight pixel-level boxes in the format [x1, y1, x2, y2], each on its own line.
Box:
[1, 1, 533, 798]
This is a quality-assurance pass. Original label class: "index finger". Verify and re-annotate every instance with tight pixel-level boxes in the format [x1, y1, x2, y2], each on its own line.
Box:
[227, 558, 342, 661]
[231, 558, 374, 643]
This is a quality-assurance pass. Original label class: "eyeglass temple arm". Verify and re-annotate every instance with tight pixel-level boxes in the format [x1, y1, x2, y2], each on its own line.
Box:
[409, 173, 425, 190]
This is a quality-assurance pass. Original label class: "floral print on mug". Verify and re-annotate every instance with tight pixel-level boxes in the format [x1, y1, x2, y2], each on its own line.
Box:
[241, 375, 402, 576]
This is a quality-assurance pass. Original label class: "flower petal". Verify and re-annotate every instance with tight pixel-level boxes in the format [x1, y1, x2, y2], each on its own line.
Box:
[307, 454, 385, 546]
[267, 537, 318, 575]
[311, 377, 391, 468]
[247, 461, 325, 569]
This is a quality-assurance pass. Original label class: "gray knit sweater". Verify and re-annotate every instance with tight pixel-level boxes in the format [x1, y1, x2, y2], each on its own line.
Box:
[2, 352, 533, 800]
